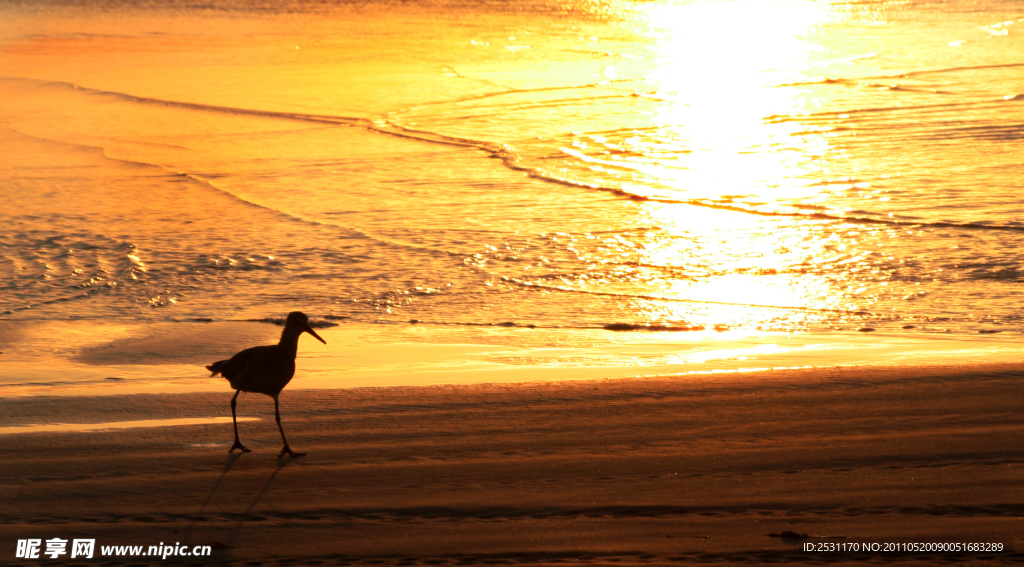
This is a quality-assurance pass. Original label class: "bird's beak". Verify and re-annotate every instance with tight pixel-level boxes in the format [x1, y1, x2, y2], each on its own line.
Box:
[303, 323, 327, 344]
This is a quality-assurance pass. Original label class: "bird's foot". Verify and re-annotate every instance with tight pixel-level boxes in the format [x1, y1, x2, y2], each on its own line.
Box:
[228, 440, 252, 453]
[278, 445, 305, 458]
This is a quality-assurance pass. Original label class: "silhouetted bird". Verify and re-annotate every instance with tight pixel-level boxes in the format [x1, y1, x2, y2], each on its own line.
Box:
[206, 311, 326, 457]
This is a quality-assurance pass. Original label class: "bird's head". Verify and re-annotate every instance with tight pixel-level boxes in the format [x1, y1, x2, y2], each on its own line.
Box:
[286, 311, 327, 344]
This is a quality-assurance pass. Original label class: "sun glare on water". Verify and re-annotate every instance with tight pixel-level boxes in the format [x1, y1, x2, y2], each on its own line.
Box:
[606, 0, 837, 201]
[589, 0, 884, 332]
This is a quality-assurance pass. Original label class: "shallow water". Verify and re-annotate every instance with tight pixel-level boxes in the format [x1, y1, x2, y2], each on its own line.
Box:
[3, 319, 1022, 397]
[1, 0, 1022, 390]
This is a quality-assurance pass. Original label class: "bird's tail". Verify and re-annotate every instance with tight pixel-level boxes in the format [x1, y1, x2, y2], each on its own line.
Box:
[207, 360, 228, 377]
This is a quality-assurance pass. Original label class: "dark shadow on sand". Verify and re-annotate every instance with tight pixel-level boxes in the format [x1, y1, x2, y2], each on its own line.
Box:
[182, 452, 243, 542]
[225, 457, 294, 548]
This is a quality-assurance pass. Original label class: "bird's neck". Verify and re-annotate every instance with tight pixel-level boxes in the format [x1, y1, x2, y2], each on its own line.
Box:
[278, 326, 303, 356]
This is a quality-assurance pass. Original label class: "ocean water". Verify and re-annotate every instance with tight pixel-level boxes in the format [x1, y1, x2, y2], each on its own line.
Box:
[1, 0, 1023, 351]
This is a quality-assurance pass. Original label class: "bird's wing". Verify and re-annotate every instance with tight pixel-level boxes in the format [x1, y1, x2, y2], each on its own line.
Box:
[209, 344, 278, 380]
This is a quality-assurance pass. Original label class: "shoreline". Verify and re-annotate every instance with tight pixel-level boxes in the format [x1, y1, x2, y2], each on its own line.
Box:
[2, 319, 1022, 398]
[4, 361, 1024, 428]
[4, 363, 1024, 564]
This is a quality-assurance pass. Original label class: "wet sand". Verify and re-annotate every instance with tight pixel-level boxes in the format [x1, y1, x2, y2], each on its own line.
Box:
[4, 363, 1024, 565]
[5, 319, 1024, 398]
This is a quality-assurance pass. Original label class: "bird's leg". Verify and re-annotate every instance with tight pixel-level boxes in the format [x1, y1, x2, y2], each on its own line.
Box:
[229, 390, 251, 453]
[275, 395, 305, 458]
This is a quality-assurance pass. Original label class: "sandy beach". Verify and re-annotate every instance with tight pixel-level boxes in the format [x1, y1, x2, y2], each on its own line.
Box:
[5, 362, 1024, 565]
[3, 1, 1024, 564]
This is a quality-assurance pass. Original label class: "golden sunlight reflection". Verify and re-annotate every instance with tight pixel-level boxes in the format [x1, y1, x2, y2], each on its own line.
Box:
[604, 0, 880, 333]
[0, 417, 259, 435]
[629, 202, 893, 332]
[632, 0, 835, 202]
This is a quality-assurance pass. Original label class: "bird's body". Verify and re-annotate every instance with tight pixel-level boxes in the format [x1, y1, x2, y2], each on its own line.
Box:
[209, 343, 298, 396]
[207, 311, 326, 457]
